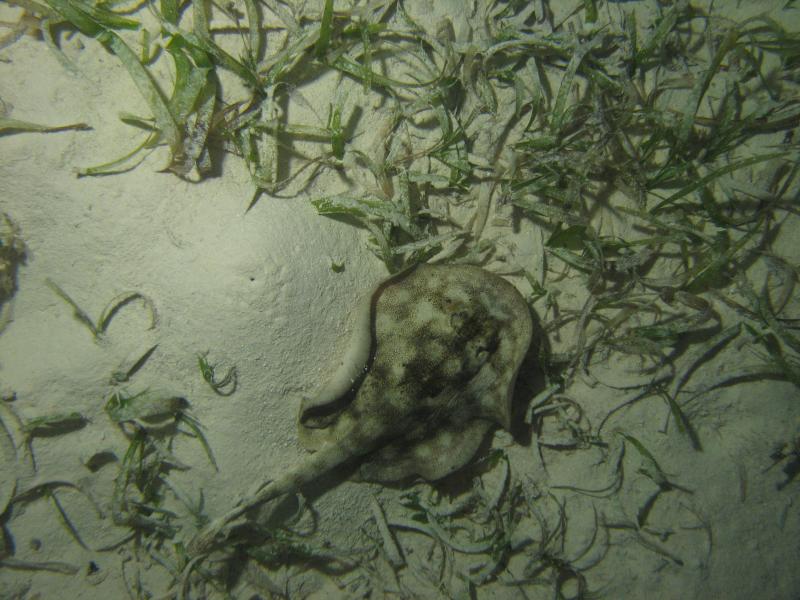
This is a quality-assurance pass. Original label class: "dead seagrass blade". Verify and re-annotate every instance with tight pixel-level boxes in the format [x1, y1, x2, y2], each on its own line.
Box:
[188, 263, 533, 555]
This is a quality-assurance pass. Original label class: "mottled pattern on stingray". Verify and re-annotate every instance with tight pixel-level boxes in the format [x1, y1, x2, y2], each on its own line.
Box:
[360, 419, 494, 482]
[299, 263, 533, 483]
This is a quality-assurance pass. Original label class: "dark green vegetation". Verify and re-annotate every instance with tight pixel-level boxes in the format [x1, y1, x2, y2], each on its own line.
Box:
[1, 0, 799, 597]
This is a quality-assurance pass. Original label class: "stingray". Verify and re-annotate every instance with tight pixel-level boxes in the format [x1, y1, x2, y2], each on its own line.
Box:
[189, 263, 533, 554]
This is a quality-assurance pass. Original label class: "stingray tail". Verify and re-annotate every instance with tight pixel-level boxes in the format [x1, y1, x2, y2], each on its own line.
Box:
[187, 442, 350, 556]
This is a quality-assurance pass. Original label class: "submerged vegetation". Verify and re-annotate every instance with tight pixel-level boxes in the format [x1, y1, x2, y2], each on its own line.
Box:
[1, 0, 799, 597]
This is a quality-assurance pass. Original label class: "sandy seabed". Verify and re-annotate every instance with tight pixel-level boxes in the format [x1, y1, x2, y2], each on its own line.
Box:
[1, 0, 799, 598]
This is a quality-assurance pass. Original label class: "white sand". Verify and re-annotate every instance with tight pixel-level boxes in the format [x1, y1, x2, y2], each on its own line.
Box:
[1, 1, 798, 598]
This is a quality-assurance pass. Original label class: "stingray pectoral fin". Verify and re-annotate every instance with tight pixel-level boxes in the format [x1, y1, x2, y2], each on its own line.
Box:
[359, 419, 493, 483]
[475, 303, 533, 431]
[302, 288, 372, 412]
[466, 365, 511, 431]
[298, 288, 373, 450]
